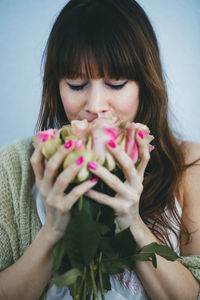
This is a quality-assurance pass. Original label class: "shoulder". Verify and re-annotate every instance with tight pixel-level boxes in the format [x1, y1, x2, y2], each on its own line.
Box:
[0, 137, 34, 167]
[175, 141, 200, 206]
[180, 141, 200, 164]
[179, 141, 200, 201]
[0, 137, 34, 188]
[179, 141, 200, 255]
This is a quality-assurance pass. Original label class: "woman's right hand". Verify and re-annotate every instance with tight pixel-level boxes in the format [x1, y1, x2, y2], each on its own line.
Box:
[30, 141, 98, 246]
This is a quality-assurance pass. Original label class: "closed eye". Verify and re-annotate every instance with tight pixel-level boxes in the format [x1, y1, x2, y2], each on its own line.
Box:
[67, 83, 87, 91]
[106, 81, 128, 90]
[67, 80, 128, 91]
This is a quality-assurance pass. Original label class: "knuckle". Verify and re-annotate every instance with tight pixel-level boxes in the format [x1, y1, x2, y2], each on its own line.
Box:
[137, 182, 143, 194]
[126, 187, 133, 199]
[30, 155, 37, 166]
[55, 203, 66, 215]
[71, 187, 81, 199]
[35, 178, 41, 188]
[119, 204, 129, 215]
[46, 195, 53, 206]
[110, 176, 120, 187]
[46, 161, 57, 173]
[142, 151, 150, 161]
[124, 159, 133, 170]
[39, 186, 47, 200]
[56, 175, 66, 187]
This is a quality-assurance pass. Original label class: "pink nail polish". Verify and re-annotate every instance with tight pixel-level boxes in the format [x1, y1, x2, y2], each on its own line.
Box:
[90, 177, 98, 183]
[138, 131, 144, 139]
[108, 139, 116, 148]
[76, 156, 84, 165]
[42, 134, 49, 142]
[88, 161, 98, 170]
[64, 140, 72, 149]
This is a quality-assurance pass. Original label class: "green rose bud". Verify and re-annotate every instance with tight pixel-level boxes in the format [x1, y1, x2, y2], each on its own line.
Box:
[63, 148, 97, 182]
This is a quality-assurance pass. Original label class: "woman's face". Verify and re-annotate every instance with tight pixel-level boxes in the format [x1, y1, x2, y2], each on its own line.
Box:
[59, 77, 139, 126]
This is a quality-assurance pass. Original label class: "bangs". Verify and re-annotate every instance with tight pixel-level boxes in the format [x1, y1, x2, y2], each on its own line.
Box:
[53, 1, 142, 81]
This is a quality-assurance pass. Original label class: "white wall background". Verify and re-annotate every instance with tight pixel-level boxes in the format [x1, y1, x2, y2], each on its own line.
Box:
[0, 0, 199, 147]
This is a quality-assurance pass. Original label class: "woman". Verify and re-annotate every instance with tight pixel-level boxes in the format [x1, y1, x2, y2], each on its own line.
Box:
[0, 0, 199, 299]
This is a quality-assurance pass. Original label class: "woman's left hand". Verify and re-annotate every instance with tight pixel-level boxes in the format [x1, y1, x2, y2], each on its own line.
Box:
[86, 131, 151, 231]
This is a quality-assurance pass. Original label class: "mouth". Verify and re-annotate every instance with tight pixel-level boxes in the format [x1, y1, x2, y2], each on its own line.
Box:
[97, 112, 114, 119]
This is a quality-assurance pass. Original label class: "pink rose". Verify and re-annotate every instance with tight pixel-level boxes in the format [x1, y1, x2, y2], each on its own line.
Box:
[32, 117, 154, 182]
[91, 117, 121, 170]
[125, 122, 154, 162]
[32, 129, 58, 146]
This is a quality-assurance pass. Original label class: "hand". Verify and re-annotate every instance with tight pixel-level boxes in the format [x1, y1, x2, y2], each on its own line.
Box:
[86, 131, 151, 231]
[30, 142, 98, 245]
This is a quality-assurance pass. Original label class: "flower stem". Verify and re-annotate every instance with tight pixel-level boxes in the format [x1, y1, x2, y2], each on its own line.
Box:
[89, 263, 99, 300]
[87, 272, 92, 300]
[82, 267, 88, 300]
[95, 207, 101, 222]
[79, 194, 83, 211]
[76, 267, 87, 300]
[98, 253, 105, 300]
[73, 281, 77, 298]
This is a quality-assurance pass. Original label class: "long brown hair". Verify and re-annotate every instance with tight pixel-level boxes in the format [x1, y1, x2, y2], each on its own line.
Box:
[36, 0, 191, 248]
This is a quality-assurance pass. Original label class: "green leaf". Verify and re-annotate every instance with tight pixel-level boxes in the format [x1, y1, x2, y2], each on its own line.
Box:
[97, 223, 110, 235]
[52, 268, 82, 287]
[113, 227, 137, 258]
[98, 205, 115, 231]
[102, 257, 135, 274]
[81, 195, 101, 219]
[65, 210, 101, 267]
[52, 236, 69, 273]
[134, 242, 179, 268]
[102, 272, 111, 291]
[153, 243, 179, 261]
[152, 254, 157, 268]
[99, 237, 114, 256]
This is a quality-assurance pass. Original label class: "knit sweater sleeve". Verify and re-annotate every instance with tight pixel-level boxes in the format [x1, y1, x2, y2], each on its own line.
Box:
[178, 255, 200, 282]
[0, 162, 19, 271]
[0, 138, 41, 272]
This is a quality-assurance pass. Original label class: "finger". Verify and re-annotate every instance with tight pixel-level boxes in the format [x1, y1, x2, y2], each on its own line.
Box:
[135, 131, 151, 179]
[43, 141, 74, 184]
[30, 143, 45, 180]
[87, 161, 126, 194]
[61, 178, 99, 211]
[85, 188, 116, 209]
[52, 156, 86, 194]
[106, 140, 137, 185]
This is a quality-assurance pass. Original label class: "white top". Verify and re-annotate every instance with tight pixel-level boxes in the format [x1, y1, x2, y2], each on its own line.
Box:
[32, 184, 182, 300]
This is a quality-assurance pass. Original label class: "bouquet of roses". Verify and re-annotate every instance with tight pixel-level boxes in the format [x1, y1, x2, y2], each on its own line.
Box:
[33, 117, 178, 300]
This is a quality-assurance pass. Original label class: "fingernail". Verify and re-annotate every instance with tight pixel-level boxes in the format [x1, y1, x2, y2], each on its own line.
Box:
[42, 134, 49, 142]
[64, 140, 72, 149]
[88, 161, 98, 170]
[90, 177, 98, 183]
[108, 139, 116, 148]
[138, 131, 144, 139]
[149, 145, 155, 152]
[76, 156, 84, 165]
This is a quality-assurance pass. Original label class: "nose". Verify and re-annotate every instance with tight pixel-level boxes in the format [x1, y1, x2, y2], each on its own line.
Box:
[85, 82, 109, 116]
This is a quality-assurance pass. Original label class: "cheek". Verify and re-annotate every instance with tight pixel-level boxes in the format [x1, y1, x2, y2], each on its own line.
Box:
[119, 92, 139, 115]
[60, 93, 81, 119]
[125, 97, 139, 111]
[60, 95, 72, 111]
[125, 96, 139, 110]
[115, 88, 139, 123]
[59, 81, 82, 119]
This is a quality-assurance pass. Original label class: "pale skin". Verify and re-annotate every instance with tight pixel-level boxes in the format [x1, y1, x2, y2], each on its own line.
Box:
[0, 78, 199, 299]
